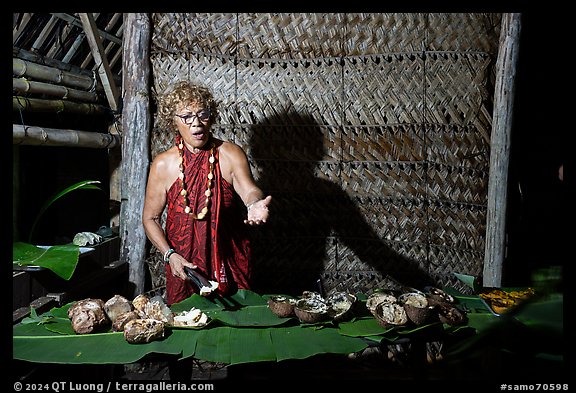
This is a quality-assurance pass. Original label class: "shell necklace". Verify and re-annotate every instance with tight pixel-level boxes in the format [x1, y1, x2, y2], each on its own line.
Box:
[177, 137, 214, 220]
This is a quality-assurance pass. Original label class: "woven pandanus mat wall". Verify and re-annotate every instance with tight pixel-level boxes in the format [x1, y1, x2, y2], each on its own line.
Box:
[148, 13, 501, 296]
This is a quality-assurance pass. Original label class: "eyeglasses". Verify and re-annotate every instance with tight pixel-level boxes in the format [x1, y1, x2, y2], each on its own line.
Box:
[175, 109, 211, 124]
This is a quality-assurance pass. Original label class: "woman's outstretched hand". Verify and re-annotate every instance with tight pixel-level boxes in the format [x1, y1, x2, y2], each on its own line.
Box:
[244, 195, 272, 225]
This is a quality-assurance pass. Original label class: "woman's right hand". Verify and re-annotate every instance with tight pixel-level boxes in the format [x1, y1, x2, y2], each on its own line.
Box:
[166, 252, 197, 281]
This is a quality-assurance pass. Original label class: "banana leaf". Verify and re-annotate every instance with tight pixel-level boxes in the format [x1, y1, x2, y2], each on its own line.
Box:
[12, 242, 80, 280]
[28, 180, 101, 243]
[172, 290, 293, 327]
[13, 317, 367, 365]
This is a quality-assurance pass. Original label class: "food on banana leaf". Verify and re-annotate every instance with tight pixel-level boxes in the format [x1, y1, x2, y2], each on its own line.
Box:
[104, 294, 133, 323]
[423, 286, 456, 307]
[67, 298, 110, 334]
[398, 292, 434, 326]
[123, 318, 165, 344]
[112, 311, 140, 332]
[141, 296, 174, 325]
[325, 291, 357, 322]
[132, 294, 150, 315]
[374, 302, 408, 327]
[479, 287, 535, 314]
[294, 297, 329, 324]
[267, 295, 296, 318]
[172, 307, 209, 327]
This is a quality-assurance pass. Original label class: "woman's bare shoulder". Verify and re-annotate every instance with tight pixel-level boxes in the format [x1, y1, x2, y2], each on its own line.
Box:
[151, 146, 179, 173]
[218, 139, 246, 159]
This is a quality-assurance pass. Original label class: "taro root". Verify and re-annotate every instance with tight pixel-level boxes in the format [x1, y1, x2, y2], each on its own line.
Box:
[132, 294, 150, 316]
[294, 297, 329, 324]
[123, 318, 165, 344]
[437, 304, 467, 326]
[104, 295, 133, 323]
[142, 296, 174, 325]
[398, 292, 434, 325]
[267, 296, 296, 318]
[373, 302, 408, 327]
[326, 291, 357, 322]
[67, 298, 110, 334]
[366, 291, 397, 315]
[112, 311, 140, 332]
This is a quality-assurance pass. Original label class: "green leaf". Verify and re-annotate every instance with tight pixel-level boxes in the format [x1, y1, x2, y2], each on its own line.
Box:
[453, 272, 481, 292]
[172, 290, 292, 327]
[28, 180, 101, 243]
[21, 307, 55, 325]
[13, 242, 80, 280]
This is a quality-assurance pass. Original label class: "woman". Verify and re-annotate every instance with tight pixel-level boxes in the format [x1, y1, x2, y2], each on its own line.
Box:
[142, 81, 271, 305]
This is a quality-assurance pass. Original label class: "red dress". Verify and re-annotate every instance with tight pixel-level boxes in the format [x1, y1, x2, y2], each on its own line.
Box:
[164, 140, 251, 305]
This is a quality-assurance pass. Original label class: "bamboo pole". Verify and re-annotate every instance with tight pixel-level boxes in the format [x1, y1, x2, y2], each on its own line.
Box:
[13, 58, 96, 91]
[13, 96, 107, 115]
[483, 13, 522, 287]
[13, 78, 99, 103]
[13, 124, 120, 149]
[120, 13, 151, 296]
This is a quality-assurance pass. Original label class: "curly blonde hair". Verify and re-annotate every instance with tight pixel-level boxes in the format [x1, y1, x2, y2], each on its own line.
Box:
[156, 80, 218, 131]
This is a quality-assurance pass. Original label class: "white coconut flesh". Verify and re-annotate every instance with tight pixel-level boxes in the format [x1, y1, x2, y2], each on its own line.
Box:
[173, 307, 209, 327]
[296, 298, 328, 313]
[378, 303, 408, 325]
[402, 293, 428, 308]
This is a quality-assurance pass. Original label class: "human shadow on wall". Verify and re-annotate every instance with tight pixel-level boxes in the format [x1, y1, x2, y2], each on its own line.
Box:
[246, 111, 432, 296]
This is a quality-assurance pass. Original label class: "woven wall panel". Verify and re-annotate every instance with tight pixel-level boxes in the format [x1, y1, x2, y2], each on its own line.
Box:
[346, 197, 428, 244]
[152, 13, 237, 55]
[235, 58, 342, 126]
[427, 202, 486, 250]
[345, 13, 425, 55]
[341, 161, 428, 199]
[334, 239, 430, 288]
[427, 244, 484, 294]
[426, 163, 489, 204]
[344, 55, 424, 125]
[240, 121, 339, 161]
[149, 13, 501, 296]
[426, 13, 501, 53]
[341, 125, 424, 162]
[320, 270, 391, 295]
[424, 52, 493, 137]
[236, 13, 345, 59]
[425, 124, 490, 170]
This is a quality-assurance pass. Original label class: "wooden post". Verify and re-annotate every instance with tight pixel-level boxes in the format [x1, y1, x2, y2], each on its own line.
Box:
[483, 13, 522, 287]
[120, 13, 151, 296]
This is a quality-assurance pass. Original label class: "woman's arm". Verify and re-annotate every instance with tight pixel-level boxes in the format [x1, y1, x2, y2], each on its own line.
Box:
[219, 142, 271, 225]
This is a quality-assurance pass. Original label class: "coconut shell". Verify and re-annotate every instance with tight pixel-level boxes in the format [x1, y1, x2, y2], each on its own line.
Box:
[424, 286, 456, 307]
[374, 302, 408, 327]
[366, 291, 397, 316]
[399, 292, 433, 325]
[294, 298, 328, 324]
[437, 304, 467, 326]
[267, 296, 295, 318]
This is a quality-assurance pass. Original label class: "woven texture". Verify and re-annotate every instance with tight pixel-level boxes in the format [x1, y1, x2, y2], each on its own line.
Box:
[149, 13, 501, 296]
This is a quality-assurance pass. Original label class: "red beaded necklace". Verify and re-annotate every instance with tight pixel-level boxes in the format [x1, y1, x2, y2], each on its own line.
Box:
[177, 137, 214, 220]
